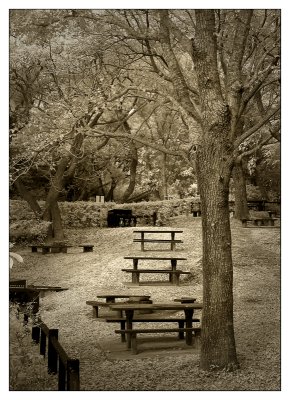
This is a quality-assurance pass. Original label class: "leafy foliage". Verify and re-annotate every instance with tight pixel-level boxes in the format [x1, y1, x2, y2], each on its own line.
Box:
[9, 220, 52, 244]
[10, 198, 200, 230]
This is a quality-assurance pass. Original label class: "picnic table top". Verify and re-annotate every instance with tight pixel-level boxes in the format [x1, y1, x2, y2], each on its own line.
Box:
[124, 256, 187, 260]
[133, 230, 183, 234]
[110, 302, 203, 311]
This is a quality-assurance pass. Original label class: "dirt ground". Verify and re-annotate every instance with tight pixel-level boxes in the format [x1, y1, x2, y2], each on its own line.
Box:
[9, 216, 281, 391]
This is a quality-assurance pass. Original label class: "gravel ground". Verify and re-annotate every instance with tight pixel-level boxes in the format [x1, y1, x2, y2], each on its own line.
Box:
[9, 216, 281, 391]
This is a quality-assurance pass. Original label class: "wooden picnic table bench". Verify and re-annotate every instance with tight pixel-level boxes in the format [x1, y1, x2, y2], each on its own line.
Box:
[121, 268, 191, 285]
[29, 244, 73, 254]
[241, 217, 279, 227]
[124, 256, 187, 269]
[110, 302, 203, 348]
[106, 316, 200, 342]
[78, 244, 94, 252]
[115, 327, 202, 354]
[86, 294, 151, 318]
[29, 244, 94, 253]
[123, 256, 189, 285]
[133, 230, 183, 251]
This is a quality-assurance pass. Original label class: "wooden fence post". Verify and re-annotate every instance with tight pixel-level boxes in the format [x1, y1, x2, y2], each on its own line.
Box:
[48, 329, 58, 374]
[58, 359, 66, 391]
[40, 328, 46, 356]
[67, 359, 80, 390]
[32, 326, 40, 343]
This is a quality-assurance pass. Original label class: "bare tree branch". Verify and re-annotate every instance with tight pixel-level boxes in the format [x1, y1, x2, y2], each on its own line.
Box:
[234, 105, 280, 148]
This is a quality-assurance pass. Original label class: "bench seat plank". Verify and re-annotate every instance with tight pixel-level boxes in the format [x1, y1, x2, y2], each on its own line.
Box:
[107, 316, 200, 341]
[133, 239, 183, 243]
[122, 269, 191, 285]
[133, 230, 183, 233]
[124, 256, 187, 260]
[121, 269, 190, 273]
[115, 327, 201, 354]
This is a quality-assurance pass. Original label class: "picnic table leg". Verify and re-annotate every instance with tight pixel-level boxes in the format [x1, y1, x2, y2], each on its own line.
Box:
[120, 320, 126, 342]
[178, 321, 185, 339]
[92, 306, 99, 318]
[125, 310, 134, 349]
[172, 272, 180, 285]
[141, 232, 145, 251]
[133, 259, 139, 270]
[184, 309, 193, 346]
[171, 232, 175, 251]
[132, 271, 140, 284]
[170, 259, 177, 283]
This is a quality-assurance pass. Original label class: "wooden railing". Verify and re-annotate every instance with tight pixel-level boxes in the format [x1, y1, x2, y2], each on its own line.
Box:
[32, 321, 80, 390]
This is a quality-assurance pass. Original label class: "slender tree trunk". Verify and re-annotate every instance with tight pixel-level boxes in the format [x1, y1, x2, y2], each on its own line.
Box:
[159, 153, 168, 200]
[122, 144, 138, 203]
[232, 159, 249, 220]
[43, 131, 85, 239]
[14, 177, 42, 218]
[43, 157, 68, 240]
[105, 178, 116, 202]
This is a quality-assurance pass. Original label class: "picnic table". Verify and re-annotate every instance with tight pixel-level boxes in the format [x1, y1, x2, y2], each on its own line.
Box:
[86, 293, 151, 318]
[110, 302, 202, 353]
[133, 230, 183, 251]
[29, 244, 94, 254]
[122, 256, 190, 285]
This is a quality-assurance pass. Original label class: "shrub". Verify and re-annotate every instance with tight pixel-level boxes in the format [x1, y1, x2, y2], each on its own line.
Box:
[10, 197, 200, 229]
[9, 220, 51, 244]
[9, 304, 56, 390]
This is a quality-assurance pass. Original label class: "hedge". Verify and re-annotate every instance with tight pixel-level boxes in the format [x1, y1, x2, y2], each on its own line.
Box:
[10, 197, 201, 230]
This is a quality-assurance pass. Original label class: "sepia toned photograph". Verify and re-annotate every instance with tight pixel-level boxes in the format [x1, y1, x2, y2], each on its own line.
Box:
[7, 3, 282, 394]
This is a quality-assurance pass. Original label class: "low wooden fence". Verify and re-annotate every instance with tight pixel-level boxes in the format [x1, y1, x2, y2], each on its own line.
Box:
[32, 321, 80, 390]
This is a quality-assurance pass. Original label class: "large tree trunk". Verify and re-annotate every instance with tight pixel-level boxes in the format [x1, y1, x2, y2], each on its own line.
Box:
[194, 10, 240, 370]
[232, 159, 249, 220]
[197, 138, 238, 370]
[43, 200, 64, 240]
[14, 177, 42, 218]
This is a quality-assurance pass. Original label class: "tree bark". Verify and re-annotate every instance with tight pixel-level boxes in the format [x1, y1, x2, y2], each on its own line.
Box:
[43, 131, 85, 239]
[194, 10, 239, 370]
[122, 143, 138, 203]
[105, 178, 116, 202]
[159, 152, 168, 200]
[196, 130, 238, 371]
[14, 177, 42, 218]
[232, 159, 249, 220]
